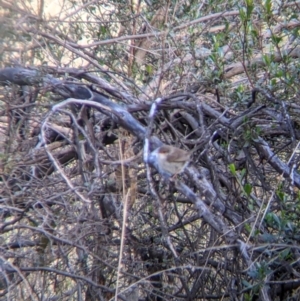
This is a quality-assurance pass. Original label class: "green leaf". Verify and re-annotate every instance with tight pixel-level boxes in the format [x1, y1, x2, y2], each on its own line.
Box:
[280, 248, 291, 260]
[264, 0, 272, 15]
[262, 54, 271, 66]
[239, 7, 247, 22]
[99, 25, 107, 36]
[244, 223, 252, 233]
[229, 163, 236, 175]
[271, 35, 282, 45]
[245, 0, 254, 18]
[244, 183, 252, 196]
[276, 190, 285, 201]
[242, 279, 253, 287]
[146, 65, 153, 75]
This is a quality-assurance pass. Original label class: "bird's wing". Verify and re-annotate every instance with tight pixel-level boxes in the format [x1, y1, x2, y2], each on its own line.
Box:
[168, 150, 191, 162]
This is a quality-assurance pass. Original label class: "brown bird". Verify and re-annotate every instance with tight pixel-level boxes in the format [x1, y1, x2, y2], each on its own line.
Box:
[148, 145, 191, 179]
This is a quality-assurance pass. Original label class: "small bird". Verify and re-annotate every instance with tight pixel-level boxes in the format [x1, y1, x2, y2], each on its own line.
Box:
[148, 145, 191, 179]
